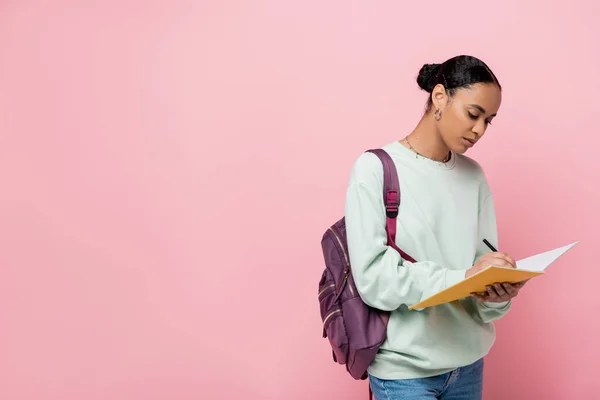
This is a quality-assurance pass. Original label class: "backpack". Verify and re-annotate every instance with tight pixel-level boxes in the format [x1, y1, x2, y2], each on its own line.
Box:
[318, 148, 416, 399]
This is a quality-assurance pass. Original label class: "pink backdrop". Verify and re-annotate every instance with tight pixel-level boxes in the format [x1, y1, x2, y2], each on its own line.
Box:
[1, 1, 598, 399]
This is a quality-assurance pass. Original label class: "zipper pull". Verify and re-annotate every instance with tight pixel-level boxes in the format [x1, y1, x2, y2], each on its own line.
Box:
[333, 271, 349, 304]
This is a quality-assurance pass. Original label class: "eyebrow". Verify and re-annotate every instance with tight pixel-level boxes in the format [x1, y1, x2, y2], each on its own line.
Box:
[469, 104, 497, 117]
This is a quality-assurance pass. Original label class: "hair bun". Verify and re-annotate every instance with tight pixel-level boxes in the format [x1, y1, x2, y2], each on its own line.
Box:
[417, 63, 442, 92]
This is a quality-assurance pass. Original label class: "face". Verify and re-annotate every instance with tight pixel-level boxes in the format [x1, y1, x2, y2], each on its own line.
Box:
[431, 82, 502, 154]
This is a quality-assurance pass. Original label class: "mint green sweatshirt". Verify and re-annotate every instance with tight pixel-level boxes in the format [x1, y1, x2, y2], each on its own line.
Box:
[344, 140, 511, 380]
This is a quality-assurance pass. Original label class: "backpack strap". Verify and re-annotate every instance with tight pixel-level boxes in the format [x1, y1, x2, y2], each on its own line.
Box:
[366, 149, 416, 263]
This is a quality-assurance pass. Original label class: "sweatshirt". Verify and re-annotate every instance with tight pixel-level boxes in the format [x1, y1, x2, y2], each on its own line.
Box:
[344, 140, 511, 380]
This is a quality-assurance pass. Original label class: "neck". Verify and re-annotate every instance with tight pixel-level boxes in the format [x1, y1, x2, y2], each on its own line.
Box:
[402, 114, 451, 162]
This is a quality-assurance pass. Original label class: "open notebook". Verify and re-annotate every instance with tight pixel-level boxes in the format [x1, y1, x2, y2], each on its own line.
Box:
[408, 241, 579, 310]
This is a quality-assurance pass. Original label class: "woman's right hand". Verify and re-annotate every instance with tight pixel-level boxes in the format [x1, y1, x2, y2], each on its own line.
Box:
[466, 252, 517, 279]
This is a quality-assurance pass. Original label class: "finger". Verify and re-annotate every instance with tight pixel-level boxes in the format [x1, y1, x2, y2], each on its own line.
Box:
[472, 287, 502, 303]
[486, 255, 515, 269]
[502, 283, 519, 297]
[493, 283, 509, 298]
[512, 279, 529, 289]
[486, 285, 500, 301]
[495, 254, 516, 269]
[498, 253, 517, 269]
[476, 254, 509, 270]
[471, 293, 489, 302]
[482, 252, 516, 269]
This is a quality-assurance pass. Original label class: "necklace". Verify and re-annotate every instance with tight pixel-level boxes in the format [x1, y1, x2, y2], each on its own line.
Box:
[403, 137, 451, 164]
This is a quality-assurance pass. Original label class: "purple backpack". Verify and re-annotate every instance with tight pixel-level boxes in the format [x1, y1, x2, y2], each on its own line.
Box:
[318, 149, 416, 398]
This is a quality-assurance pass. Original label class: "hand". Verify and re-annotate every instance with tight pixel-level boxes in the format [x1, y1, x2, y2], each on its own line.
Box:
[465, 252, 517, 279]
[471, 280, 528, 303]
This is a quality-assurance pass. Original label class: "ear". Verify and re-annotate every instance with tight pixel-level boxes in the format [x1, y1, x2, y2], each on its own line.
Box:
[430, 84, 449, 109]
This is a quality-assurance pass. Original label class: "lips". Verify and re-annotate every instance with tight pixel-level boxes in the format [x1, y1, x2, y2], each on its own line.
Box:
[463, 137, 476, 148]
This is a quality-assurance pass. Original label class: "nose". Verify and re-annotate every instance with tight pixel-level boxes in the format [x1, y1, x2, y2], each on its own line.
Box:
[472, 119, 486, 137]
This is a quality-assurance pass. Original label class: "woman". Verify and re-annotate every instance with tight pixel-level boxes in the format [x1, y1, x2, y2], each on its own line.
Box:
[344, 55, 526, 400]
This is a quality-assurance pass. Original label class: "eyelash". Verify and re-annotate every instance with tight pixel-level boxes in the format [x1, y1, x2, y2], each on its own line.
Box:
[468, 112, 492, 125]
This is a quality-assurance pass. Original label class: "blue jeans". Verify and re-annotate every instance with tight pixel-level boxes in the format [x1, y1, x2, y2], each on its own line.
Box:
[369, 358, 484, 400]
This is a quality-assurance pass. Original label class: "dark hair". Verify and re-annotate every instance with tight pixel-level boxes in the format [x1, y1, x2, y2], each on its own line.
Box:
[417, 55, 501, 111]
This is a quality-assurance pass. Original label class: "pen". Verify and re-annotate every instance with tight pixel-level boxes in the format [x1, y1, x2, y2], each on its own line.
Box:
[483, 239, 498, 252]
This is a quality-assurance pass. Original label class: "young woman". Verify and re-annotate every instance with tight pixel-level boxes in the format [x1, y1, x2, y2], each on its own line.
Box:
[344, 55, 526, 400]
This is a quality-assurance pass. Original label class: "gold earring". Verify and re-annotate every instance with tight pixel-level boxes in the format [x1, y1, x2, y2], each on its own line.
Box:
[434, 108, 442, 120]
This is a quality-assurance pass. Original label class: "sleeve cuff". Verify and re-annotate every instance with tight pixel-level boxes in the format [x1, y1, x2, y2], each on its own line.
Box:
[481, 300, 511, 309]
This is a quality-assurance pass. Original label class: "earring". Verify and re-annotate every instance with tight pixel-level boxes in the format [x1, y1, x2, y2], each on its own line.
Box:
[434, 108, 442, 121]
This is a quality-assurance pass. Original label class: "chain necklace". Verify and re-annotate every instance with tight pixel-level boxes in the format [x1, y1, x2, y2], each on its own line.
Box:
[403, 137, 451, 164]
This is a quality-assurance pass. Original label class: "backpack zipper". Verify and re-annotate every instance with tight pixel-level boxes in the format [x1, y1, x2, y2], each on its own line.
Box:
[328, 227, 354, 297]
[328, 227, 350, 267]
[323, 308, 341, 325]
[322, 308, 342, 337]
[318, 283, 335, 298]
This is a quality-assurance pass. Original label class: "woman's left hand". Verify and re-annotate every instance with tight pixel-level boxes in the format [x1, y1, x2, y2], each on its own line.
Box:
[471, 281, 527, 303]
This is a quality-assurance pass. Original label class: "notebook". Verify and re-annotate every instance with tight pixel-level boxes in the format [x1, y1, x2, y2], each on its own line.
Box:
[408, 241, 579, 310]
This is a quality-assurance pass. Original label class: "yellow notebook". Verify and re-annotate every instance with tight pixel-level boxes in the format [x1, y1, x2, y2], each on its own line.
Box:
[409, 241, 578, 310]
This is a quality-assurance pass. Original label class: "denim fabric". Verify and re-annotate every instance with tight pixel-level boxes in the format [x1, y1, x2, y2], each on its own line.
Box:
[369, 358, 484, 400]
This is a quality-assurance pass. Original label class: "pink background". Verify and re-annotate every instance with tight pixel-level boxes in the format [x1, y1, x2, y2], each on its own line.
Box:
[1, 1, 598, 399]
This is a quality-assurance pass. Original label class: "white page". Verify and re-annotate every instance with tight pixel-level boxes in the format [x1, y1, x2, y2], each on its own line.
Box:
[516, 241, 578, 272]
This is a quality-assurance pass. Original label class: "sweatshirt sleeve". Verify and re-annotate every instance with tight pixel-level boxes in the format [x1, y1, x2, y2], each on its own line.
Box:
[344, 153, 466, 311]
[467, 187, 512, 323]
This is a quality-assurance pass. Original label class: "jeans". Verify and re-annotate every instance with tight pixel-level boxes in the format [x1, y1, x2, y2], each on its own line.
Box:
[368, 358, 484, 400]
